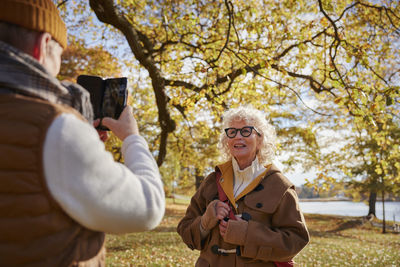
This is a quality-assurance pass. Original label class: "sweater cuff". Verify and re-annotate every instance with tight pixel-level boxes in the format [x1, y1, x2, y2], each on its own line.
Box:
[122, 134, 146, 154]
[223, 219, 248, 245]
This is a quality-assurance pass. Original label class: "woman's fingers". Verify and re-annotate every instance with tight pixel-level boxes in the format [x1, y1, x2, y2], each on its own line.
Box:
[219, 220, 228, 237]
[215, 201, 230, 220]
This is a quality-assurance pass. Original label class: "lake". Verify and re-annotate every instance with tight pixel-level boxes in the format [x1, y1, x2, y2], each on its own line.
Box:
[299, 201, 400, 221]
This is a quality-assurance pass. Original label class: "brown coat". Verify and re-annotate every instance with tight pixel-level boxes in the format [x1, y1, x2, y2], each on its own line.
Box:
[177, 161, 309, 267]
[0, 94, 105, 267]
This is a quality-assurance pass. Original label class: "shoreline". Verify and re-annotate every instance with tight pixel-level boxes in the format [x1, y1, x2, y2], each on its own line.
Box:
[299, 198, 400, 202]
[299, 197, 351, 202]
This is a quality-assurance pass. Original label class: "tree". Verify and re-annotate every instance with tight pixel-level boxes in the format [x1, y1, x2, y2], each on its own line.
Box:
[347, 118, 400, 233]
[59, 36, 122, 81]
[59, 0, 399, 199]
[309, 93, 400, 232]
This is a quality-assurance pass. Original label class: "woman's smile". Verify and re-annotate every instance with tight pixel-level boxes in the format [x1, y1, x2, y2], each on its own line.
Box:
[227, 120, 261, 169]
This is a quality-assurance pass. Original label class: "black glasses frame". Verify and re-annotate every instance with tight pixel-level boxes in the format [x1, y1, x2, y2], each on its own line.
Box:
[224, 126, 261, 138]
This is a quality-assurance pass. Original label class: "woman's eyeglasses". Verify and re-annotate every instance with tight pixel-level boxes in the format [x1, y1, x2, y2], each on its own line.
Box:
[224, 126, 261, 138]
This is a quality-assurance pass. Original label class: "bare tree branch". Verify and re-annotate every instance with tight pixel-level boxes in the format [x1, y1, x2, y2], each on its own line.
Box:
[208, 0, 233, 64]
[89, 0, 175, 166]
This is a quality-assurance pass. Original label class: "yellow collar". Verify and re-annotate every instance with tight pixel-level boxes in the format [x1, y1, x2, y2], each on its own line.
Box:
[216, 161, 271, 211]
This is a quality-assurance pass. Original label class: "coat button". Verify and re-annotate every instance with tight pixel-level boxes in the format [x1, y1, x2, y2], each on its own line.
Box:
[241, 212, 252, 221]
[256, 203, 263, 208]
[254, 184, 264, 191]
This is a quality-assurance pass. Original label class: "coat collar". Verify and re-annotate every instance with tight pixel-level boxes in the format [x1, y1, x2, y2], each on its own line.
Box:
[215, 161, 273, 211]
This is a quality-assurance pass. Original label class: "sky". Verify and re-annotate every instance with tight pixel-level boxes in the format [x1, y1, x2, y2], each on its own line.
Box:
[273, 160, 314, 187]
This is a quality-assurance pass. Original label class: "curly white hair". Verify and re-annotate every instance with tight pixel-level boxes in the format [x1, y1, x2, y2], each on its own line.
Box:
[218, 105, 277, 166]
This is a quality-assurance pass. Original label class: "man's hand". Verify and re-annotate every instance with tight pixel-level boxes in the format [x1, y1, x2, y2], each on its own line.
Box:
[93, 119, 109, 142]
[102, 106, 139, 141]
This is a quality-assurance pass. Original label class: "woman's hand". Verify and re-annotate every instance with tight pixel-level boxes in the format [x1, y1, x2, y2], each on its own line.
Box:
[215, 201, 230, 221]
[201, 200, 230, 231]
[219, 215, 246, 238]
[219, 219, 228, 237]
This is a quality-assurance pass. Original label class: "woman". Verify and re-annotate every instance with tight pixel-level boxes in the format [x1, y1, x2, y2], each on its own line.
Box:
[177, 106, 309, 267]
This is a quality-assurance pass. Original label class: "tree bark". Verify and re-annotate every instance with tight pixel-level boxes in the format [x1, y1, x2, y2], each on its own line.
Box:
[382, 189, 386, 233]
[89, 0, 175, 166]
[195, 168, 204, 190]
[368, 191, 377, 217]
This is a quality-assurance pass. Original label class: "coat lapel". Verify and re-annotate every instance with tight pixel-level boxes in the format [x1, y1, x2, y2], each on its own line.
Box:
[216, 161, 236, 211]
[216, 161, 274, 211]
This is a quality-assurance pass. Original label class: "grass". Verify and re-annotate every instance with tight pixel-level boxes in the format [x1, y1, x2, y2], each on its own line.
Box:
[105, 198, 400, 266]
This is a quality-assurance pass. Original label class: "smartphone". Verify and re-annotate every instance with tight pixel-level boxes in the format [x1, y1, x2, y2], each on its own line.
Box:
[77, 75, 128, 130]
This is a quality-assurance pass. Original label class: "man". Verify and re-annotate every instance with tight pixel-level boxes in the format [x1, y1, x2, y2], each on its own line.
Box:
[0, 0, 165, 266]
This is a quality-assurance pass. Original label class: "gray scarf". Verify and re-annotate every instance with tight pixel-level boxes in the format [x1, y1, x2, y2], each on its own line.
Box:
[0, 40, 93, 122]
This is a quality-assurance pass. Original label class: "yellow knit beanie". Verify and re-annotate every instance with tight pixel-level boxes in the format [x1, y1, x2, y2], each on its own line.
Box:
[0, 0, 67, 48]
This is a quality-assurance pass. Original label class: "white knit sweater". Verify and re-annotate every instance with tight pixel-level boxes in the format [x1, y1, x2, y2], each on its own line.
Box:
[43, 113, 165, 234]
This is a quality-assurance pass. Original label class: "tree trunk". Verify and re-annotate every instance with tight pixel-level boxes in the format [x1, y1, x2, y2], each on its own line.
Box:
[195, 168, 204, 190]
[368, 191, 377, 217]
[382, 189, 386, 233]
[89, 0, 176, 167]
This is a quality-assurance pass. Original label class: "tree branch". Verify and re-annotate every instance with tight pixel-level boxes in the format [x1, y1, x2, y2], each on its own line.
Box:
[89, 0, 175, 166]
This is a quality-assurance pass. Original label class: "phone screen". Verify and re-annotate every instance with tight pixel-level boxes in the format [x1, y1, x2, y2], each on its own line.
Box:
[77, 75, 128, 131]
[102, 78, 127, 119]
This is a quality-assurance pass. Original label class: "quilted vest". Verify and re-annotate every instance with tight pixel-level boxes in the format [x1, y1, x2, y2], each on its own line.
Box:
[0, 93, 105, 267]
